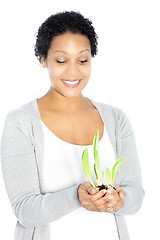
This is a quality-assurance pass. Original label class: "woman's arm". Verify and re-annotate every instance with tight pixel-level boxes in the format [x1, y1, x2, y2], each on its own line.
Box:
[0, 112, 81, 229]
[113, 109, 145, 215]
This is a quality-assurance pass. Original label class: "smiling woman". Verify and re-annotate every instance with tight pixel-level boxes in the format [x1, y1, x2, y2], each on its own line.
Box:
[40, 32, 92, 98]
[0, 10, 144, 240]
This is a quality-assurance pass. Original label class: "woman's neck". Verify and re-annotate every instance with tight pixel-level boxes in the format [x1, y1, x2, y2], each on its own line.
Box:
[39, 89, 92, 113]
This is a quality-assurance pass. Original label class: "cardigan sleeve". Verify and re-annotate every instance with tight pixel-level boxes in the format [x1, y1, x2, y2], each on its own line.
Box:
[0, 112, 81, 229]
[114, 109, 145, 215]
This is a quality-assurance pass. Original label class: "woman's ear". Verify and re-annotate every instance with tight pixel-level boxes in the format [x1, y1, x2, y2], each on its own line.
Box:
[41, 56, 47, 68]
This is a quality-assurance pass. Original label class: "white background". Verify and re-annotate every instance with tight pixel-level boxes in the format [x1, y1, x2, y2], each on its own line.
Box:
[0, 0, 160, 239]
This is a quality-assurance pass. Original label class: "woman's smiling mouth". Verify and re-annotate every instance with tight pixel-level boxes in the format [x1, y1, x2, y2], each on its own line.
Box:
[62, 79, 82, 88]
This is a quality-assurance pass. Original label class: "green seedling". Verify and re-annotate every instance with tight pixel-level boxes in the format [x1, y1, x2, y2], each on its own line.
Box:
[93, 129, 103, 187]
[81, 129, 124, 190]
[106, 168, 111, 188]
[82, 147, 94, 187]
[111, 157, 124, 186]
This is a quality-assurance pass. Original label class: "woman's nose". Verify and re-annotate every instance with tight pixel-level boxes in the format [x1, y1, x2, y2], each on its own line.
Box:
[66, 62, 80, 76]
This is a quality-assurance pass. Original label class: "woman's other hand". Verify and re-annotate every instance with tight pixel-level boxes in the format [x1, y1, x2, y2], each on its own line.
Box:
[104, 186, 126, 213]
[78, 182, 126, 213]
[78, 182, 107, 212]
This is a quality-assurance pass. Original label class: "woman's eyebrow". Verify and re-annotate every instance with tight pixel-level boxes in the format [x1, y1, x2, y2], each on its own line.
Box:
[80, 49, 89, 54]
[53, 49, 89, 54]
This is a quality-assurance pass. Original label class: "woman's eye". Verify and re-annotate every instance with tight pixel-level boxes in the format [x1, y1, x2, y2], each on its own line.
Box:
[56, 60, 66, 64]
[79, 60, 88, 64]
[56, 59, 88, 64]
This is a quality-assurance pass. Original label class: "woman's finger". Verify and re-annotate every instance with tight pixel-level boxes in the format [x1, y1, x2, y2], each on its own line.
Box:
[87, 186, 97, 194]
[116, 186, 126, 198]
[104, 187, 125, 211]
[89, 189, 107, 201]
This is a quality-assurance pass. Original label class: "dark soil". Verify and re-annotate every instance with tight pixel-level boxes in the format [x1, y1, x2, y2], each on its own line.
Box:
[97, 185, 116, 197]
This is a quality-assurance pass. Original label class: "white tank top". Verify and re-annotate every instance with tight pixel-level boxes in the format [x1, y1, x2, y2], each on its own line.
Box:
[41, 120, 119, 240]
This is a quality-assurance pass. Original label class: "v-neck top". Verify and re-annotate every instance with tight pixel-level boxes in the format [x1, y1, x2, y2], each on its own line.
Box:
[40, 119, 119, 240]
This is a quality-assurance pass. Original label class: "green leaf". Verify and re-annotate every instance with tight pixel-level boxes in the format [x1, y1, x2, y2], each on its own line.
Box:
[111, 157, 124, 186]
[94, 164, 98, 179]
[94, 150, 101, 179]
[93, 129, 101, 180]
[93, 129, 99, 159]
[82, 148, 94, 186]
[106, 168, 111, 187]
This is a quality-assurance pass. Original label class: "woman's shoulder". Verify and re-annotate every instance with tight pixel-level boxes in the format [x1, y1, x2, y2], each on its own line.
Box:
[5, 98, 38, 124]
[89, 98, 132, 131]
[89, 98, 125, 119]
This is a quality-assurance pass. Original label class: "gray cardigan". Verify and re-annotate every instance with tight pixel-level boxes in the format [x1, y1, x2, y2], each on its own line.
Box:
[0, 98, 144, 240]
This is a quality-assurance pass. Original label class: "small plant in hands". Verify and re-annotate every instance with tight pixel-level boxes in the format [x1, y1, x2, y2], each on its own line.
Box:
[82, 129, 124, 191]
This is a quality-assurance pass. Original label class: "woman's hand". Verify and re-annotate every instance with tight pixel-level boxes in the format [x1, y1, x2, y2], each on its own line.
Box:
[78, 182, 126, 213]
[78, 182, 108, 212]
[104, 186, 126, 213]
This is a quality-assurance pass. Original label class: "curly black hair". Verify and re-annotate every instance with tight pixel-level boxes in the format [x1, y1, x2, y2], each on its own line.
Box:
[34, 11, 98, 63]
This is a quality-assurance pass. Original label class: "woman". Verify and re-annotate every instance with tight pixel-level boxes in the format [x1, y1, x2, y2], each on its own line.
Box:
[0, 11, 144, 240]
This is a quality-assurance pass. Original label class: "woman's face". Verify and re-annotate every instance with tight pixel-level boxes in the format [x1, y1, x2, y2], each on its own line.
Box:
[41, 32, 91, 98]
